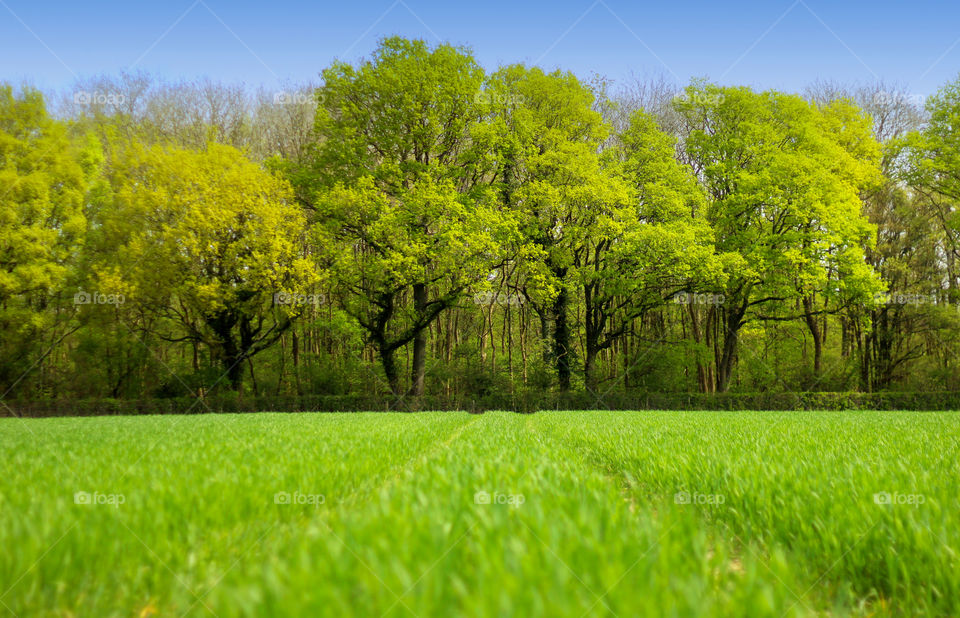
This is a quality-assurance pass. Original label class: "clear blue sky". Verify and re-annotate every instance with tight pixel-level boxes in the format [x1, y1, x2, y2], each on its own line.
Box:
[2, 0, 958, 97]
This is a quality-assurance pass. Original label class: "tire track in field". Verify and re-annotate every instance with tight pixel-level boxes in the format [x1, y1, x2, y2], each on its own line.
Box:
[189, 415, 482, 614]
[520, 414, 660, 523]
[318, 413, 483, 514]
[523, 414, 634, 493]
[206, 415, 478, 552]
[528, 414, 834, 617]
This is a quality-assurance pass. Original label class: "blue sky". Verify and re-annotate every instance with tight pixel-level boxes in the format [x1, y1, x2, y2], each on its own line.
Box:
[1, 0, 958, 97]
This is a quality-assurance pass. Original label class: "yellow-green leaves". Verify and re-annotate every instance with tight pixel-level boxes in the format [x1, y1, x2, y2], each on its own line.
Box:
[302, 37, 503, 392]
[85, 140, 318, 389]
[677, 83, 883, 307]
[903, 75, 960, 204]
[107, 142, 316, 314]
[0, 85, 89, 302]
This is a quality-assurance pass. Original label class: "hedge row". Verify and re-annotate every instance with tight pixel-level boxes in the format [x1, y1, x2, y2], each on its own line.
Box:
[4, 391, 960, 417]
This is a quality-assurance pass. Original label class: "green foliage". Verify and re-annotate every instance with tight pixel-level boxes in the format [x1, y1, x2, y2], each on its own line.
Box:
[3, 42, 960, 399]
[673, 84, 884, 390]
[89, 141, 318, 390]
[904, 74, 960, 202]
[304, 37, 502, 393]
[482, 64, 619, 305]
[0, 85, 99, 392]
[0, 85, 91, 303]
[677, 84, 882, 308]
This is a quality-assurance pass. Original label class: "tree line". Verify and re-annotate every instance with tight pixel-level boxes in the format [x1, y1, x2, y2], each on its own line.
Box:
[2, 36, 959, 403]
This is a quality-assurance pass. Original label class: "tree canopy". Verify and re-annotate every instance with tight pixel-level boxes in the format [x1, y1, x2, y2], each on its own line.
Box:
[1, 40, 959, 402]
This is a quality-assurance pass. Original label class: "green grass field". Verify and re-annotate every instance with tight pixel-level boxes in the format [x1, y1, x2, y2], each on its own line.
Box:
[1, 411, 958, 616]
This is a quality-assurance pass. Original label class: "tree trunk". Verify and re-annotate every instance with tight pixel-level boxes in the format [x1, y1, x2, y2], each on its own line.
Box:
[583, 283, 599, 391]
[381, 343, 401, 396]
[208, 312, 244, 392]
[292, 329, 301, 395]
[553, 284, 571, 391]
[584, 345, 598, 391]
[538, 308, 551, 365]
[409, 283, 428, 397]
[716, 303, 745, 393]
[224, 348, 244, 392]
[802, 296, 822, 380]
[688, 303, 711, 393]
